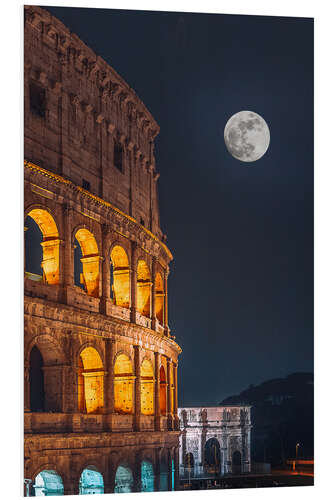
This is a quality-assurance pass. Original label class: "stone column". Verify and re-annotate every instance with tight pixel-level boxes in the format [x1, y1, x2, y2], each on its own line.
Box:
[151, 258, 157, 330]
[166, 358, 173, 430]
[104, 338, 115, 427]
[133, 450, 142, 492]
[154, 352, 161, 431]
[100, 225, 110, 314]
[154, 447, 162, 492]
[167, 448, 173, 491]
[174, 446, 180, 491]
[173, 362, 179, 430]
[62, 204, 74, 303]
[24, 364, 30, 412]
[164, 268, 169, 335]
[61, 364, 76, 413]
[130, 241, 138, 323]
[134, 345, 141, 431]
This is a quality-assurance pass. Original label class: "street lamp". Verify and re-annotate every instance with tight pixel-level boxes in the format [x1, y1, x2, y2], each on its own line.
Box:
[296, 443, 300, 459]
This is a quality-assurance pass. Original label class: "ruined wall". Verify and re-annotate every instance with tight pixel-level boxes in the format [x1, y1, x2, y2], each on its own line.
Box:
[24, 5, 162, 237]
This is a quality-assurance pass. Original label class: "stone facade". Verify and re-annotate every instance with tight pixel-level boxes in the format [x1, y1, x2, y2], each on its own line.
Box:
[178, 407, 251, 478]
[24, 6, 181, 495]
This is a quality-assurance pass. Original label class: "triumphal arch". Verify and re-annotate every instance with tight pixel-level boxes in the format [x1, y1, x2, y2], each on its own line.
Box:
[24, 6, 181, 495]
[178, 407, 251, 479]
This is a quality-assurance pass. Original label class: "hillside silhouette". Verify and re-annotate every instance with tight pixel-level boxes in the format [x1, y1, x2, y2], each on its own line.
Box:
[220, 372, 314, 466]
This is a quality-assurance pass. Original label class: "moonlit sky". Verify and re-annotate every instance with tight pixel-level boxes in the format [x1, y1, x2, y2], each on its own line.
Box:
[41, 6, 314, 405]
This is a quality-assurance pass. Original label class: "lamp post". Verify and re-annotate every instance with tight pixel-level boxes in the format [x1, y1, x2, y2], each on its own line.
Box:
[296, 443, 300, 459]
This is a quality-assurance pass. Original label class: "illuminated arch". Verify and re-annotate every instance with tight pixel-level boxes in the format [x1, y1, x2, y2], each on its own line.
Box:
[137, 260, 151, 317]
[155, 272, 164, 323]
[114, 465, 134, 493]
[169, 363, 174, 414]
[110, 245, 130, 308]
[78, 347, 104, 414]
[33, 470, 64, 496]
[74, 228, 100, 297]
[140, 359, 154, 415]
[79, 466, 104, 495]
[159, 365, 166, 415]
[141, 460, 154, 492]
[114, 353, 134, 414]
[25, 208, 60, 284]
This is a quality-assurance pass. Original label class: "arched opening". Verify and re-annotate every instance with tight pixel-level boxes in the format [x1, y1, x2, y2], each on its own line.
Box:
[184, 452, 194, 472]
[29, 346, 45, 412]
[159, 459, 168, 492]
[74, 229, 99, 297]
[110, 246, 130, 308]
[78, 347, 104, 414]
[114, 465, 133, 493]
[159, 365, 167, 415]
[141, 460, 154, 492]
[232, 450, 242, 475]
[114, 353, 134, 414]
[79, 466, 104, 495]
[32, 470, 64, 496]
[137, 260, 151, 317]
[204, 438, 221, 475]
[171, 458, 175, 491]
[155, 272, 164, 324]
[140, 359, 154, 415]
[25, 209, 60, 284]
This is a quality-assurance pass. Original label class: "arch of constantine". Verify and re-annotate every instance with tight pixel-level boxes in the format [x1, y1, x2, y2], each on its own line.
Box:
[178, 407, 252, 479]
[24, 6, 181, 495]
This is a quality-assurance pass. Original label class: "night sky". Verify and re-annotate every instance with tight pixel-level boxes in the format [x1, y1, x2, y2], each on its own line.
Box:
[41, 6, 314, 405]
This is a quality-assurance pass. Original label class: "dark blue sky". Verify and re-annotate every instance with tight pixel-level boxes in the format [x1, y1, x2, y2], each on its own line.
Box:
[44, 6, 314, 405]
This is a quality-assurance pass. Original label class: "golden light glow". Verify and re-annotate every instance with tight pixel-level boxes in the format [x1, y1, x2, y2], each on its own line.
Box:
[114, 354, 134, 414]
[155, 273, 164, 324]
[78, 347, 104, 414]
[159, 365, 167, 415]
[137, 260, 151, 317]
[27, 209, 60, 285]
[111, 246, 130, 308]
[140, 359, 154, 415]
[169, 364, 174, 414]
[75, 228, 100, 297]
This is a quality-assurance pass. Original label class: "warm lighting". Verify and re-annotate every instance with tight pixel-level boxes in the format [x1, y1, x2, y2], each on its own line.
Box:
[155, 272, 165, 323]
[114, 353, 134, 414]
[78, 347, 104, 413]
[159, 365, 167, 415]
[137, 260, 152, 317]
[111, 246, 130, 308]
[75, 228, 100, 297]
[26, 209, 60, 284]
[140, 359, 154, 415]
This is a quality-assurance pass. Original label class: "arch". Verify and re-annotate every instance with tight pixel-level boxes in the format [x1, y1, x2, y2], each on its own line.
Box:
[159, 365, 167, 415]
[184, 452, 194, 471]
[29, 346, 45, 412]
[114, 465, 134, 493]
[114, 353, 134, 414]
[141, 460, 154, 492]
[232, 450, 242, 475]
[79, 466, 104, 495]
[110, 245, 130, 308]
[169, 363, 174, 414]
[140, 359, 154, 415]
[78, 347, 104, 414]
[32, 470, 64, 496]
[27, 335, 64, 412]
[137, 259, 151, 317]
[155, 272, 164, 323]
[25, 209, 60, 284]
[74, 228, 100, 297]
[159, 458, 168, 492]
[204, 438, 221, 475]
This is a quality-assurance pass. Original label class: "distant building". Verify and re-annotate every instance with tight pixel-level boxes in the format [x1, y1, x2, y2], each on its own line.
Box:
[178, 406, 251, 478]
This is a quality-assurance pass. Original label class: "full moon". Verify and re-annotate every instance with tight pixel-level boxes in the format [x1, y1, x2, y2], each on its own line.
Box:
[224, 111, 270, 162]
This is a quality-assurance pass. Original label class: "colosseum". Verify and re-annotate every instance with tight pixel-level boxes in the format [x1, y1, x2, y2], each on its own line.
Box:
[24, 6, 181, 496]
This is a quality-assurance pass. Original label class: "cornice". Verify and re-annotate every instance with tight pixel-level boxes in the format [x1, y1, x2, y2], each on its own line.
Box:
[24, 160, 173, 262]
